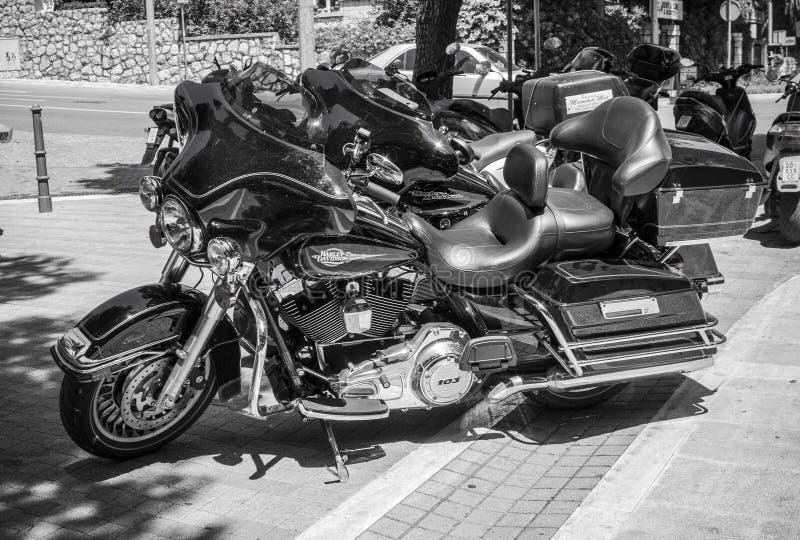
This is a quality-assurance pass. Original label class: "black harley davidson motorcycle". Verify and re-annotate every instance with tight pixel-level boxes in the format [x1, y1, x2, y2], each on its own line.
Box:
[53, 62, 763, 482]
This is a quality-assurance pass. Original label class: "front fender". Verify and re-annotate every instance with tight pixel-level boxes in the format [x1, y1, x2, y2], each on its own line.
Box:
[51, 283, 241, 401]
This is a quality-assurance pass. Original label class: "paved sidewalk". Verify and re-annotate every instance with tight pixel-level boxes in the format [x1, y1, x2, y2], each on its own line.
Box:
[556, 275, 800, 540]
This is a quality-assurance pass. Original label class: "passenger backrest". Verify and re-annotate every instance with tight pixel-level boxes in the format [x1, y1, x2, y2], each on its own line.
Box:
[502, 144, 549, 209]
[549, 96, 672, 222]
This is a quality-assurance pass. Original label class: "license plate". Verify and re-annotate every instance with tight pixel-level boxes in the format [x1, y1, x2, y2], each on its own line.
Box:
[676, 115, 692, 130]
[146, 127, 159, 145]
[778, 157, 800, 192]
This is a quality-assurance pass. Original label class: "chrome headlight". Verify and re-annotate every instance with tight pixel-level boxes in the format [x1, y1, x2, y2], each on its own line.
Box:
[139, 176, 164, 212]
[159, 196, 204, 254]
[207, 237, 242, 275]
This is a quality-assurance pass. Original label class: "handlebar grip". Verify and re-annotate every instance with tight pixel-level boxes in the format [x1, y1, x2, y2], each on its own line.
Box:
[490, 86, 501, 97]
[362, 181, 401, 206]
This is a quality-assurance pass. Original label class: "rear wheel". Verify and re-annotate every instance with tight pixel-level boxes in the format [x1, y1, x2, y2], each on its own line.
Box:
[778, 192, 800, 243]
[526, 384, 628, 410]
[59, 349, 217, 459]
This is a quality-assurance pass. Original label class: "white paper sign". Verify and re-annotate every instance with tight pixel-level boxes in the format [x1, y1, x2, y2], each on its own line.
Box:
[0, 38, 21, 71]
[564, 89, 614, 115]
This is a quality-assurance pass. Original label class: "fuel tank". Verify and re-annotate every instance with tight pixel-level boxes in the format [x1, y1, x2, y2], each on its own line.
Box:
[286, 235, 423, 280]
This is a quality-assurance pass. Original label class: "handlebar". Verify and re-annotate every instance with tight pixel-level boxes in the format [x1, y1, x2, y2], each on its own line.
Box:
[361, 180, 401, 206]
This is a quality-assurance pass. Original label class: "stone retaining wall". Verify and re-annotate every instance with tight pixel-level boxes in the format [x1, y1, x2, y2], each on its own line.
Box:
[0, 0, 300, 84]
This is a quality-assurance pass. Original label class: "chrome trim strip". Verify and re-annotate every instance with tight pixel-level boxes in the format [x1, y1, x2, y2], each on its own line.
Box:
[245, 288, 270, 418]
[58, 336, 177, 376]
[170, 171, 351, 201]
[566, 321, 721, 350]
[487, 356, 714, 403]
[297, 402, 390, 422]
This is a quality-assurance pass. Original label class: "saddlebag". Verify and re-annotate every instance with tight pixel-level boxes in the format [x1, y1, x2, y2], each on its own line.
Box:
[521, 71, 628, 136]
[516, 259, 723, 371]
[634, 130, 766, 246]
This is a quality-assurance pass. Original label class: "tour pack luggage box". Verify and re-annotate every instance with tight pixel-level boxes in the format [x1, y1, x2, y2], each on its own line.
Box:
[628, 43, 681, 82]
[636, 130, 766, 246]
[521, 71, 628, 136]
[524, 259, 711, 342]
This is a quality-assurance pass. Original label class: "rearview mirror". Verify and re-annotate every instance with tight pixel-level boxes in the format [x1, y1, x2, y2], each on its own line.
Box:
[446, 42, 461, 55]
[679, 57, 695, 67]
[766, 68, 780, 82]
[476, 61, 492, 76]
[543, 37, 563, 51]
[366, 153, 403, 185]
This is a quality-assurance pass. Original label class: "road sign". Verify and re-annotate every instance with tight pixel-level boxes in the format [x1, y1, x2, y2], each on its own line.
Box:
[720, 0, 741, 22]
[658, 1, 683, 21]
[786, 36, 797, 47]
[0, 38, 20, 71]
[773, 30, 788, 45]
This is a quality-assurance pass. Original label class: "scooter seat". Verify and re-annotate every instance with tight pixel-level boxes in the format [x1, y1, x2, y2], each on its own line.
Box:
[470, 131, 537, 170]
[677, 90, 726, 117]
[404, 144, 614, 289]
[450, 99, 512, 131]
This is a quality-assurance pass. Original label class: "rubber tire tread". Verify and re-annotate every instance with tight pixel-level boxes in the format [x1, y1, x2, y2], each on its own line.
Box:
[58, 367, 217, 460]
[778, 192, 800, 244]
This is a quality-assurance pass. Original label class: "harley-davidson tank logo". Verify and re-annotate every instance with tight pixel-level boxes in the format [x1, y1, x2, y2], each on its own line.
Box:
[311, 248, 387, 267]
[410, 190, 466, 201]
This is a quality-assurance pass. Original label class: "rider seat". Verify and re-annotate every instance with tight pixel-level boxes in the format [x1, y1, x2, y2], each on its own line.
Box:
[550, 96, 672, 223]
[449, 99, 513, 131]
[404, 144, 615, 289]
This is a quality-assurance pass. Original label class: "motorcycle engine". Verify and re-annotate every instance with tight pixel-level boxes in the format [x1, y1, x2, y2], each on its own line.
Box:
[339, 323, 479, 409]
[273, 273, 416, 343]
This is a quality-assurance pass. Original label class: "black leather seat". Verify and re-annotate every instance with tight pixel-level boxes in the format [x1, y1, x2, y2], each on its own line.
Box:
[550, 96, 672, 222]
[405, 144, 615, 288]
[470, 130, 537, 171]
[449, 99, 512, 131]
[677, 90, 726, 117]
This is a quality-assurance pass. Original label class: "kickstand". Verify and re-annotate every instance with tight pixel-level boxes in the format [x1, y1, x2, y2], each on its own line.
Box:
[322, 420, 349, 483]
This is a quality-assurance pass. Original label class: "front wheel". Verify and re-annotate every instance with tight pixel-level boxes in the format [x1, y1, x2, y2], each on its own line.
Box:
[526, 384, 627, 410]
[59, 351, 217, 459]
[778, 192, 800, 244]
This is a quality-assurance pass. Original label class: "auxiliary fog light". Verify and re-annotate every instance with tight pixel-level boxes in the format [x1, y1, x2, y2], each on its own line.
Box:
[139, 176, 164, 212]
[207, 237, 242, 276]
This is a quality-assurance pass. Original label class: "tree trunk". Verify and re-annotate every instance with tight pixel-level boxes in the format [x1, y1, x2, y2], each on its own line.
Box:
[413, 0, 464, 99]
[298, 0, 316, 71]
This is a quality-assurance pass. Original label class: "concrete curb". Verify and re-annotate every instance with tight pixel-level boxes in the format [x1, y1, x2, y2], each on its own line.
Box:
[0, 78, 176, 92]
[554, 274, 799, 540]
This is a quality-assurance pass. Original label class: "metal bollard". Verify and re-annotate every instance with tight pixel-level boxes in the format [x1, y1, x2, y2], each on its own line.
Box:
[31, 105, 53, 213]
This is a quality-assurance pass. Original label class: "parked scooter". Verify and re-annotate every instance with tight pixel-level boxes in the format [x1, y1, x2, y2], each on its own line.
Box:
[54, 60, 755, 482]
[764, 71, 800, 242]
[673, 61, 769, 158]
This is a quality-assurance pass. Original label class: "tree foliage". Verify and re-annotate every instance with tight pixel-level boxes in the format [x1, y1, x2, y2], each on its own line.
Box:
[316, 19, 416, 59]
[515, 0, 646, 73]
[100, 0, 297, 39]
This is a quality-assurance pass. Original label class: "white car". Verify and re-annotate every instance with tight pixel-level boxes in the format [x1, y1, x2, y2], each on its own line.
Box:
[369, 43, 525, 109]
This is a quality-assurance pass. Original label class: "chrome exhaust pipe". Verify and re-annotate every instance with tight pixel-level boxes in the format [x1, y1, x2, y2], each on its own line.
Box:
[487, 357, 714, 403]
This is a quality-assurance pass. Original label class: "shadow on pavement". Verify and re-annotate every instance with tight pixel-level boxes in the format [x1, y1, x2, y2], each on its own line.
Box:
[744, 219, 800, 249]
[73, 163, 148, 194]
[0, 254, 98, 303]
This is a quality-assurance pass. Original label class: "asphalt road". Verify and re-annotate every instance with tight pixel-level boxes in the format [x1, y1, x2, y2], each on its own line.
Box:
[0, 80, 175, 138]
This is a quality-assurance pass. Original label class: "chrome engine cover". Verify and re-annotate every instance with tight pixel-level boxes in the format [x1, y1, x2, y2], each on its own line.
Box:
[339, 323, 479, 410]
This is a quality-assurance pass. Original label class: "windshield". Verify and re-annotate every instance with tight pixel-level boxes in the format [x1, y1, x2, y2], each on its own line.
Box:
[341, 58, 433, 120]
[223, 62, 327, 150]
[475, 46, 519, 72]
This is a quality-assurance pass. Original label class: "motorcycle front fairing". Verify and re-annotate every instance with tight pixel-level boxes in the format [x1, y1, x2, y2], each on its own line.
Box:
[163, 64, 357, 260]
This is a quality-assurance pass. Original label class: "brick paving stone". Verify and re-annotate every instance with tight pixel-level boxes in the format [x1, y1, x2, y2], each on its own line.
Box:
[462, 507, 503, 526]
[480, 495, 517, 513]
[461, 478, 498, 495]
[431, 469, 469, 487]
[417, 480, 455, 499]
[553, 488, 591, 502]
[506, 472, 547, 488]
[369, 516, 412, 539]
[573, 466, 609, 478]
[358, 530, 393, 540]
[523, 488, 559, 501]
[484, 525, 524, 539]
[565, 476, 602, 490]
[532, 476, 569, 490]
[593, 444, 629, 456]
[448, 520, 494, 538]
[444, 458, 482, 476]
[517, 527, 560, 539]
[509, 499, 547, 514]
[447, 488, 486, 507]
[458, 448, 492, 465]
[541, 500, 581, 515]
[530, 512, 572, 529]
[417, 513, 458, 535]
[584, 455, 621, 467]
[434, 500, 473, 521]
[403, 492, 441, 512]
[553, 455, 590, 467]
[386, 504, 427, 525]
[497, 512, 535, 527]
[400, 527, 443, 540]
[543, 466, 580, 478]
[490, 484, 528, 500]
